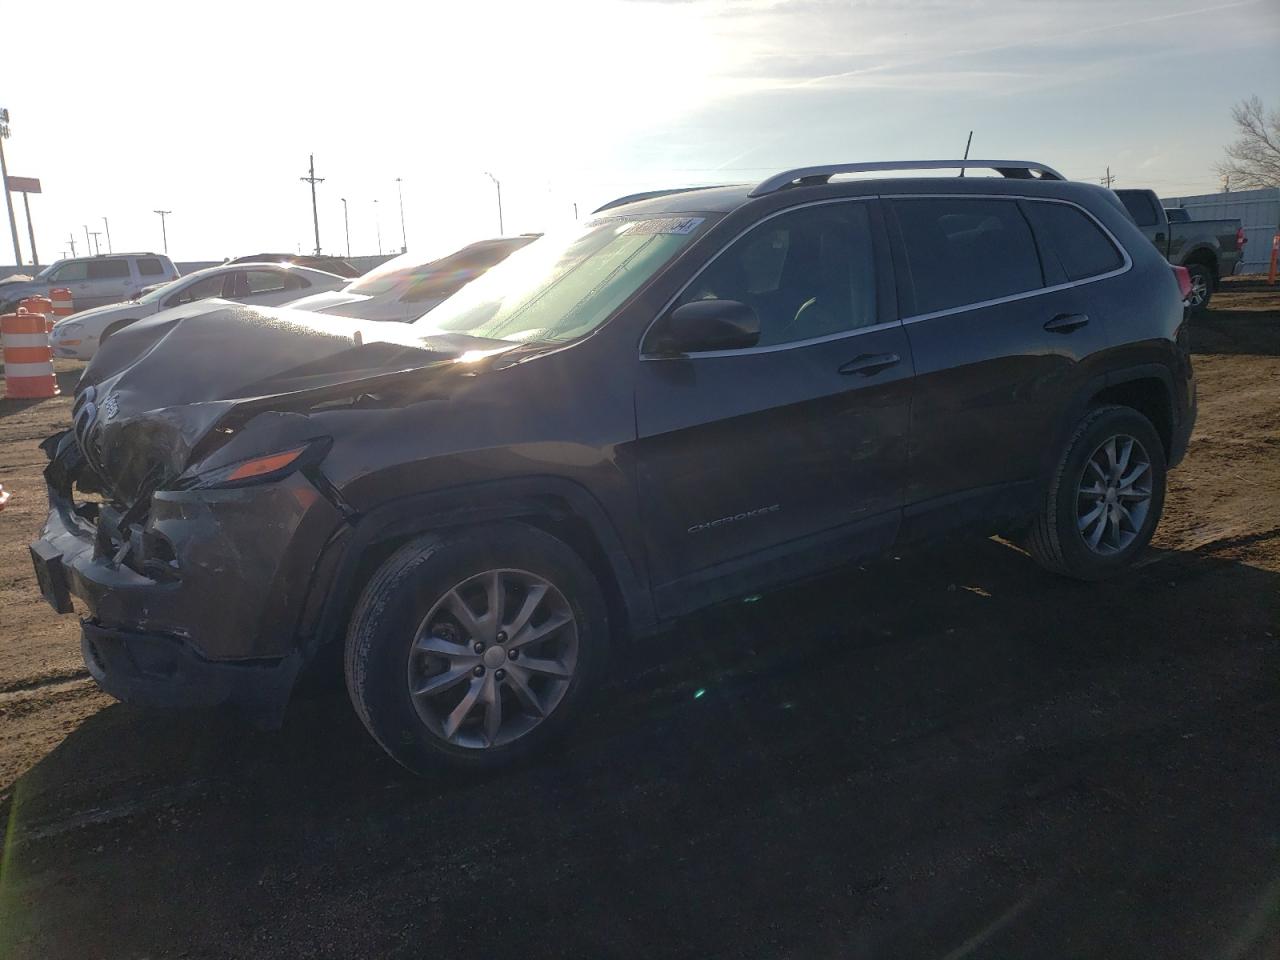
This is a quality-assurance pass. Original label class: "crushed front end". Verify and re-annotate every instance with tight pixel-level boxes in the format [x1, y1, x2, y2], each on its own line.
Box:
[31, 385, 346, 726]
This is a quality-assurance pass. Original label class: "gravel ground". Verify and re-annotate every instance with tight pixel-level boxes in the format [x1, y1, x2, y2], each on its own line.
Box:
[0, 283, 1277, 959]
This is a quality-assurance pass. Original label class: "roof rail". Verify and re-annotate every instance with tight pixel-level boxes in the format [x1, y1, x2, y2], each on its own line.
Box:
[748, 160, 1066, 197]
[592, 185, 728, 214]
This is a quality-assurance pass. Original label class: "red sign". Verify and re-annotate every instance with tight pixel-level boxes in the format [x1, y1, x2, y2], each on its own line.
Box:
[6, 176, 41, 194]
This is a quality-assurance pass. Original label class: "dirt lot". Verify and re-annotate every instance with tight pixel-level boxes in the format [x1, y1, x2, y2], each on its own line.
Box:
[1, 284, 1277, 959]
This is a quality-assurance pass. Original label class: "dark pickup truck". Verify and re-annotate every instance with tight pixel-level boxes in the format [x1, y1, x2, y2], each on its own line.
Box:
[1116, 188, 1245, 311]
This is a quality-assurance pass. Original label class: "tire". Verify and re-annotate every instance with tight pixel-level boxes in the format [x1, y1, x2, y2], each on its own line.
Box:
[1026, 405, 1167, 580]
[1185, 263, 1213, 314]
[344, 522, 609, 776]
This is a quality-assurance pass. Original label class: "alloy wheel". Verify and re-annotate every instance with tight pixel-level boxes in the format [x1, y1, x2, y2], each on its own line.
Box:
[406, 569, 578, 749]
[1076, 434, 1153, 556]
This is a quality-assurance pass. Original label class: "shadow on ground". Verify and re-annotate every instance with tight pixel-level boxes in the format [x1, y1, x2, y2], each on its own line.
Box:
[0, 368, 82, 420]
[3, 536, 1277, 959]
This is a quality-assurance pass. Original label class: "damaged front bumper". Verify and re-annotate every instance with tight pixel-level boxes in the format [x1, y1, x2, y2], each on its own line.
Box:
[30, 430, 345, 725]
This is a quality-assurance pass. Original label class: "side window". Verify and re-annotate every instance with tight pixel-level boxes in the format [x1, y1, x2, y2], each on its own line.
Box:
[890, 198, 1043, 315]
[284, 273, 311, 291]
[87, 259, 132, 281]
[50, 261, 89, 282]
[1117, 191, 1159, 227]
[1023, 201, 1124, 282]
[136, 257, 165, 276]
[672, 202, 877, 347]
[165, 274, 226, 307]
[245, 270, 288, 295]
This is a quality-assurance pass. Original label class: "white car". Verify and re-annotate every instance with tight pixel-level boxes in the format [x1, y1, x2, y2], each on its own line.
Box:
[50, 262, 348, 361]
[284, 236, 536, 323]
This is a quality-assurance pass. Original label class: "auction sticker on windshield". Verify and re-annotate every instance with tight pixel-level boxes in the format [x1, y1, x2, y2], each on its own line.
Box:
[625, 217, 705, 236]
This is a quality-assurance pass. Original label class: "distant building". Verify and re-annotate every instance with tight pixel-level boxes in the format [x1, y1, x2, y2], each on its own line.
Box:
[1162, 187, 1279, 274]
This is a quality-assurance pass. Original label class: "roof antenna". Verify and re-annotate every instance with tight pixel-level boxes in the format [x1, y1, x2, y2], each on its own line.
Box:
[960, 131, 973, 178]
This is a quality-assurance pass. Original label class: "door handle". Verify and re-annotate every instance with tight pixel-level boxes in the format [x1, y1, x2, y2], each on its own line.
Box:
[1044, 313, 1089, 333]
[839, 352, 901, 376]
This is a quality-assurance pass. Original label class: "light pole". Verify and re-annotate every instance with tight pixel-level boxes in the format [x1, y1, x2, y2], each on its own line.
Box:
[484, 171, 504, 235]
[341, 198, 350, 258]
[374, 199, 382, 256]
[0, 108, 23, 265]
[153, 210, 171, 255]
[88, 231, 102, 256]
[102, 216, 113, 254]
[83, 224, 91, 256]
[395, 177, 407, 252]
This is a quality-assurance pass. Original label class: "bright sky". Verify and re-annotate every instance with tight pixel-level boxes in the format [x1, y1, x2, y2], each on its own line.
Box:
[2, 0, 1277, 265]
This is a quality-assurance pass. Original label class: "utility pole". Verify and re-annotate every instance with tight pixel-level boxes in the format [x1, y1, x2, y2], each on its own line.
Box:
[374, 199, 382, 256]
[300, 153, 324, 256]
[341, 198, 350, 258]
[395, 177, 407, 252]
[102, 216, 112, 253]
[0, 107, 23, 265]
[1100, 166, 1116, 188]
[154, 210, 171, 254]
[484, 171, 504, 235]
[67, 233, 77, 258]
[960, 130, 973, 177]
[84, 224, 91, 256]
[88, 231, 102, 256]
[23, 192, 37, 265]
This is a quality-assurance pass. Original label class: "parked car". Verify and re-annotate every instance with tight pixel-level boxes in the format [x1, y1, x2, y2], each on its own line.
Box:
[284, 236, 538, 322]
[1115, 188, 1244, 311]
[0, 253, 179, 314]
[226, 253, 361, 278]
[49, 263, 347, 361]
[31, 159, 1195, 777]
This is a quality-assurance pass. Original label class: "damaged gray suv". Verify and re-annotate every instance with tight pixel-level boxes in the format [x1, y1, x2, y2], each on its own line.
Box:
[31, 160, 1196, 775]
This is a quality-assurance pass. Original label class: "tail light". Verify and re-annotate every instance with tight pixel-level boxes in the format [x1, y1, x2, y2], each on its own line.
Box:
[1172, 265, 1193, 302]
[1237, 227, 1247, 248]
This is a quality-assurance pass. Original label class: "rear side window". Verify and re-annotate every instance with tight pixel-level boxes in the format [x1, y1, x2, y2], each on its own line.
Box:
[891, 198, 1043, 315]
[1023, 201, 1124, 282]
[136, 257, 165, 276]
[1117, 191, 1159, 227]
[245, 270, 288, 294]
[87, 259, 131, 280]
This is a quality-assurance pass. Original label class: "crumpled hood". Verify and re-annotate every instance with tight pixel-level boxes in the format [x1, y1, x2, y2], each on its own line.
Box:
[74, 301, 510, 502]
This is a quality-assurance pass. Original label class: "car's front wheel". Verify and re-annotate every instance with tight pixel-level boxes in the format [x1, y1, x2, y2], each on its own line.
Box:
[344, 523, 609, 775]
[1026, 405, 1167, 580]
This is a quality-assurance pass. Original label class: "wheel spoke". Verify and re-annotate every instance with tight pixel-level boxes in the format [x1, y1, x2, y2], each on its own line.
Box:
[482, 676, 502, 745]
[415, 633, 474, 659]
[1079, 502, 1105, 531]
[1119, 461, 1150, 489]
[504, 665, 545, 718]
[1116, 503, 1136, 530]
[1087, 459, 1108, 483]
[444, 590, 484, 640]
[442, 677, 484, 741]
[1079, 482, 1107, 500]
[484, 571, 504, 638]
[1104, 438, 1119, 474]
[514, 655, 571, 679]
[1086, 511, 1107, 549]
[1115, 437, 1133, 476]
[412, 664, 473, 698]
[508, 611, 572, 650]
[505, 583, 548, 638]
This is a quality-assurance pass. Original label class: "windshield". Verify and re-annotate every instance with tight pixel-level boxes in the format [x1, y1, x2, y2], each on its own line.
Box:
[415, 216, 708, 344]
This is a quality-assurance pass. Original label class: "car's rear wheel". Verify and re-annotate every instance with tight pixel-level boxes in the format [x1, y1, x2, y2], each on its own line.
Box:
[1185, 263, 1212, 313]
[1026, 405, 1167, 580]
[344, 523, 608, 775]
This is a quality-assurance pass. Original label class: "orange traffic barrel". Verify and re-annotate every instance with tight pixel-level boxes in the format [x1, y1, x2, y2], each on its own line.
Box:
[50, 287, 75, 324]
[1, 309, 59, 399]
[19, 295, 55, 333]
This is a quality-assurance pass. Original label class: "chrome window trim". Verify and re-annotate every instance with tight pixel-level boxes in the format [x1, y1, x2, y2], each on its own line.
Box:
[640, 196, 890, 361]
[883, 193, 1133, 325]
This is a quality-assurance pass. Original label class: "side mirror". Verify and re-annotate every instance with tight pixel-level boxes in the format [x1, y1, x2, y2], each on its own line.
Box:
[654, 299, 760, 354]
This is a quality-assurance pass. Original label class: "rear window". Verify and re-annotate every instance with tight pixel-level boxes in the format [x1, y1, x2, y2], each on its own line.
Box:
[891, 198, 1043, 315]
[136, 257, 166, 276]
[1117, 191, 1160, 227]
[1023, 201, 1124, 282]
[87, 259, 131, 280]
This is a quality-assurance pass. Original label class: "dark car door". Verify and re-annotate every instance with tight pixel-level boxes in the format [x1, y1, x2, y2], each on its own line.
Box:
[888, 194, 1121, 537]
[633, 198, 913, 617]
